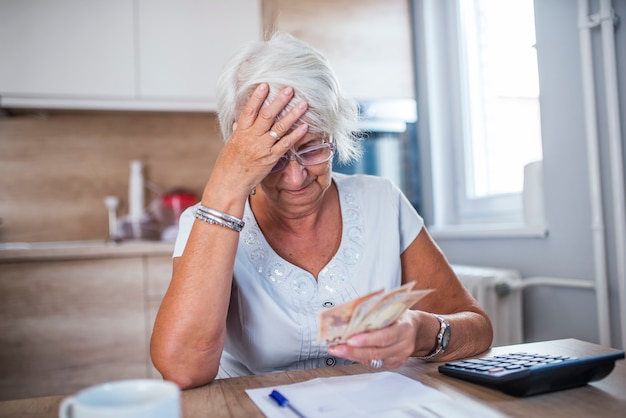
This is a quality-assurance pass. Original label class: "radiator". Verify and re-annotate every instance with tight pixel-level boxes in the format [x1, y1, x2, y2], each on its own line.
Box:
[451, 264, 524, 346]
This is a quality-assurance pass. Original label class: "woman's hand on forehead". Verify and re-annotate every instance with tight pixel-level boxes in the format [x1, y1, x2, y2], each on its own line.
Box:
[216, 83, 310, 191]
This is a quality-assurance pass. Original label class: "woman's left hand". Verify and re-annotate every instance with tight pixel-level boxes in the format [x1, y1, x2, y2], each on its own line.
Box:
[326, 310, 423, 369]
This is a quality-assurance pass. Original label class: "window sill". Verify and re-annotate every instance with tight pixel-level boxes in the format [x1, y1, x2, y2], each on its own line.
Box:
[428, 223, 548, 240]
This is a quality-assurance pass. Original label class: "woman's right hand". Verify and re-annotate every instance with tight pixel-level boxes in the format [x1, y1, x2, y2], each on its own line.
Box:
[207, 83, 309, 201]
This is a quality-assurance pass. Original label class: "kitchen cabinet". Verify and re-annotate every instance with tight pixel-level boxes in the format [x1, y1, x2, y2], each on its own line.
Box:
[0, 0, 261, 111]
[268, 0, 415, 100]
[0, 0, 135, 99]
[0, 251, 173, 401]
[144, 255, 173, 378]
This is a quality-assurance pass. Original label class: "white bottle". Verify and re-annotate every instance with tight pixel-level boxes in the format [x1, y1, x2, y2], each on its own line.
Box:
[104, 195, 120, 241]
[128, 160, 145, 238]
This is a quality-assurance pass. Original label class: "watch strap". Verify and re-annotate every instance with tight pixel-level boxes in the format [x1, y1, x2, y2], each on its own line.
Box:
[417, 314, 450, 360]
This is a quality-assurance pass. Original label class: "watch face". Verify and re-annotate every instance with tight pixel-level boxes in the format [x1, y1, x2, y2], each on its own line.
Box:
[441, 325, 451, 350]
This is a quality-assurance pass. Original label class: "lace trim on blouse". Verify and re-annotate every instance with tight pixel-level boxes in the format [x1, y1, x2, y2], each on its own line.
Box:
[240, 189, 364, 307]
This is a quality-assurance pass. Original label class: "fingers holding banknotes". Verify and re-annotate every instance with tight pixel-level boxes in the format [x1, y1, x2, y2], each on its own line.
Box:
[327, 310, 420, 369]
[319, 283, 435, 369]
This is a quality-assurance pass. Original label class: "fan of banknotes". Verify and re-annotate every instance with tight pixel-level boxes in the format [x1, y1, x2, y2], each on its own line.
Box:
[317, 282, 433, 344]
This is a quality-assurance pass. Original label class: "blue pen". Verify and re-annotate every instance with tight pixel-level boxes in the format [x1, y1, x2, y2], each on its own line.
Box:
[269, 389, 307, 418]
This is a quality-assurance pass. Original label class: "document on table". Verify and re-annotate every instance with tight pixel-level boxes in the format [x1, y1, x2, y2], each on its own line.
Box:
[246, 371, 503, 418]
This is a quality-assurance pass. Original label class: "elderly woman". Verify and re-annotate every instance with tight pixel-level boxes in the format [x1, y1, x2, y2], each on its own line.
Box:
[150, 33, 492, 389]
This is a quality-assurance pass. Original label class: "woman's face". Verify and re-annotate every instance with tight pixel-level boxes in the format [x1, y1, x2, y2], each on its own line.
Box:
[259, 132, 334, 215]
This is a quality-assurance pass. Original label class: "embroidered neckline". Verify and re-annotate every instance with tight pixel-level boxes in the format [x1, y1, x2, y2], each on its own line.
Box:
[240, 179, 364, 305]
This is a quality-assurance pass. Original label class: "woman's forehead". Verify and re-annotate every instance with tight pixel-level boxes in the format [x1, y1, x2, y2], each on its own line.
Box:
[295, 132, 328, 146]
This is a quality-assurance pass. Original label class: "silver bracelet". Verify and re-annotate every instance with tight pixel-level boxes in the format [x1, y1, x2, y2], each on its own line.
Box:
[195, 210, 244, 232]
[194, 205, 245, 232]
[196, 205, 244, 225]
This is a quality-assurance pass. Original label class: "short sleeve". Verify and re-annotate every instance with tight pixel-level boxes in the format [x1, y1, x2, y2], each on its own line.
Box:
[172, 204, 198, 257]
[396, 184, 424, 252]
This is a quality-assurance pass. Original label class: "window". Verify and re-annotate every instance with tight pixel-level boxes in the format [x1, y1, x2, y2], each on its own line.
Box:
[422, 0, 544, 234]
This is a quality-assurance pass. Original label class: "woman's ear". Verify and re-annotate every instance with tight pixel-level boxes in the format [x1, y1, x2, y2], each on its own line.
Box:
[232, 121, 238, 131]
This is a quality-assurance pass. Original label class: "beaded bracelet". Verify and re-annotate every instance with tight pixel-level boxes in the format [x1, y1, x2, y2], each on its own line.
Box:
[194, 205, 245, 232]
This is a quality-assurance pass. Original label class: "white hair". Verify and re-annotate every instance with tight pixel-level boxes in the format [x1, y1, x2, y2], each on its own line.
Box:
[216, 32, 362, 164]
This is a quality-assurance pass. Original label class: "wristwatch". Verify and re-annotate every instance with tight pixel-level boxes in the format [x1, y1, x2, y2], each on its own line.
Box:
[418, 314, 451, 360]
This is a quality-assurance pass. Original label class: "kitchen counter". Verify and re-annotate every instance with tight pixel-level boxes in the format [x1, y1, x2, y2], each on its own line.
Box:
[0, 240, 174, 262]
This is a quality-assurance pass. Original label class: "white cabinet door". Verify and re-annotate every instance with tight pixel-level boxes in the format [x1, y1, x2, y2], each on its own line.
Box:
[0, 0, 135, 98]
[0, 0, 261, 110]
[138, 0, 262, 104]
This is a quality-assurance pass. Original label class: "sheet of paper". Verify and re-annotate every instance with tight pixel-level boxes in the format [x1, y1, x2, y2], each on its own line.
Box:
[246, 371, 503, 417]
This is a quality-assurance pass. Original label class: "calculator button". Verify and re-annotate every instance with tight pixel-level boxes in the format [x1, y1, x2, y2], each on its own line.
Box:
[466, 359, 492, 365]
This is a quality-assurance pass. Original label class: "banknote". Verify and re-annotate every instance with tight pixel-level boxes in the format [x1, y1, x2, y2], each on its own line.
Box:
[317, 282, 433, 344]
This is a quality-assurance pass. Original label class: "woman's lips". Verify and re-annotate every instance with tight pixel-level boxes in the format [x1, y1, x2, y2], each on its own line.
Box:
[283, 183, 310, 194]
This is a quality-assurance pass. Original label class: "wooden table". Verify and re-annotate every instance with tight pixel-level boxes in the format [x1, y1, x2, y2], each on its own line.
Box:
[0, 339, 623, 417]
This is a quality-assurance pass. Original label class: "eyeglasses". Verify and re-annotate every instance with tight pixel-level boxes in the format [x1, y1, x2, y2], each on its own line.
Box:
[270, 142, 335, 174]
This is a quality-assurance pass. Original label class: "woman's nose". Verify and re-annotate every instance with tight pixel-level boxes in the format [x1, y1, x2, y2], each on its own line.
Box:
[280, 158, 307, 183]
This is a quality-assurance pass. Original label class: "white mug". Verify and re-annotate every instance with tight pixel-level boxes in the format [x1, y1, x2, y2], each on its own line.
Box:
[58, 379, 181, 418]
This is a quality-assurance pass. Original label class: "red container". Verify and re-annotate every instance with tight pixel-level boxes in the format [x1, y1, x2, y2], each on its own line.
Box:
[161, 192, 197, 225]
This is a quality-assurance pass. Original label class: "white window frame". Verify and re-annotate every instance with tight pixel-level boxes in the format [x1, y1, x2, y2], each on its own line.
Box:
[421, 0, 546, 239]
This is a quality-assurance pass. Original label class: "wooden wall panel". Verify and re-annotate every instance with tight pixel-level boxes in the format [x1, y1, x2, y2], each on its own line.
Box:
[267, 0, 415, 100]
[0, 111, 222, 242]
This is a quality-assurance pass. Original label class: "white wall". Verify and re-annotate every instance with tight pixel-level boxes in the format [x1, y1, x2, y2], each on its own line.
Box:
[413, 0, 626, 348]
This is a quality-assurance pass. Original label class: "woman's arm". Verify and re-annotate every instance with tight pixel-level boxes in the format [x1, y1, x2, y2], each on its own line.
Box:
[150, 84, 309, 388]
[150, 219, 241, 388]
[399, 228, 493, 360]
[327, 228, 493, 367]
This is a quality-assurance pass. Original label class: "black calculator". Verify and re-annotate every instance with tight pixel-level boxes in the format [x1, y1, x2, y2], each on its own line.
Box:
[438, 350, 625, 397]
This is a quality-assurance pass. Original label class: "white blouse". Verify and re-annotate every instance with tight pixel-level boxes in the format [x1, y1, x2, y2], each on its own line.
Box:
[173, 173, 424, 378]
